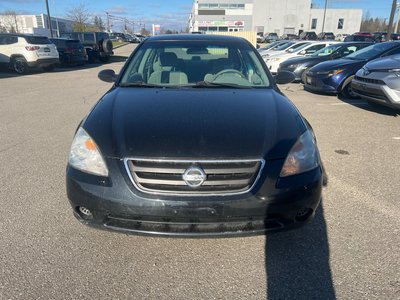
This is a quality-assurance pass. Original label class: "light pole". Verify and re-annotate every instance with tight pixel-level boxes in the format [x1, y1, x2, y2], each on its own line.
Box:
[394, 2, 400, 34]
[45, 0, 54, 37]
[321, 0, 328, 33]
[388, 0, 397, 38]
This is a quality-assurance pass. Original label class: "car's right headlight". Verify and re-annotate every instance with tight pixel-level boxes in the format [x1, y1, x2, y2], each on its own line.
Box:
[68, 127, 109, 176]
[316, 69, 344, 76]
[280, 131, 320, 177]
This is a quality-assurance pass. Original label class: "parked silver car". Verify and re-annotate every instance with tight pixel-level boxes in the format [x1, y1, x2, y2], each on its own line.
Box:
[352, 55, 400, 110]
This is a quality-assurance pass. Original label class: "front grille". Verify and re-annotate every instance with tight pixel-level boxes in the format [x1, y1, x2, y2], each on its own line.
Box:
[124, 159, 264, 195]
[354, 76, 385, 85]
[352, 87, 388, 101]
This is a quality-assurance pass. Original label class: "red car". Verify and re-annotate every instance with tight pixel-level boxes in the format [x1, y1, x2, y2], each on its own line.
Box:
[354, 32, 373, 38]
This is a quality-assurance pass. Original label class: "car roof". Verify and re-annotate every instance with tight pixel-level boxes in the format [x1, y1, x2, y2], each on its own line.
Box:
[147, 34, 248, 43]
[0, 33, 48, 38]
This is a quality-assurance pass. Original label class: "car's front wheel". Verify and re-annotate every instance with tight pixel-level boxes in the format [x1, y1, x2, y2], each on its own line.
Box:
[341, 82, 359, 99]
[12, 57, 29, 74]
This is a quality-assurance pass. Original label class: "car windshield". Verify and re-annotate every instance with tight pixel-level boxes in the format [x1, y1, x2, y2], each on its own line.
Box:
[259, 41, 283, 50]
[345, 42, 397, 60]
[119, 39, 271, 88]
[273, 42, 295, 51]
[311, 44, 342, 57]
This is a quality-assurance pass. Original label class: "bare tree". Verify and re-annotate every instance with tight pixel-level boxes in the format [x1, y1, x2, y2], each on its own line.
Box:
[0, 10, 19, 33]
[66, 4, 90, 32]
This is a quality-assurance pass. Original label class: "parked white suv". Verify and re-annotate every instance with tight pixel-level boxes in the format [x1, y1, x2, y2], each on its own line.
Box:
[0, 34, 59, 74]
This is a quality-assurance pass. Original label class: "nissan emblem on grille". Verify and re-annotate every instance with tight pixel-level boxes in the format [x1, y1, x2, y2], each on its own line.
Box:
[182, 166, 206, 187]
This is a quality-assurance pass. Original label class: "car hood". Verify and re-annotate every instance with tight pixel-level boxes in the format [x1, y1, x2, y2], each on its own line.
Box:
[309, 58, 365, 72]
[364, 55, 400, 70]
[83, 88, 306, 161]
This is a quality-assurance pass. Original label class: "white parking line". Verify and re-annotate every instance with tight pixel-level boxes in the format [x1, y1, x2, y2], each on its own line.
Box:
[330, 102, 368, 106]
[392, 137, 400, 140]
[24, 75, 42, 78]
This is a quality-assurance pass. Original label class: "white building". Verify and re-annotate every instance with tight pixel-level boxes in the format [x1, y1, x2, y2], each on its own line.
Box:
[0, 14, 74, 37]
[188, 0, 362, 36]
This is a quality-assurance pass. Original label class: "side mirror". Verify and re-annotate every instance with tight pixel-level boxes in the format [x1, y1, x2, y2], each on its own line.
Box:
[98, 69, 118, 83]
[274, 70, 295, 84]
[299, 50, 307, 55]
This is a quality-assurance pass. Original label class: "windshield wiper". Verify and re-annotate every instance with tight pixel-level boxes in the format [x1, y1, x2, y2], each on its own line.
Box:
[192, 81, 253, 89]
[119, 82, 164, 88]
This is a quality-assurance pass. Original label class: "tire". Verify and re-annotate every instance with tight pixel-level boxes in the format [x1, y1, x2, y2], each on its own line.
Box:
[102, 39, 113, 53]
[341, 82, 360, 99]
[12, 57, 29, 74]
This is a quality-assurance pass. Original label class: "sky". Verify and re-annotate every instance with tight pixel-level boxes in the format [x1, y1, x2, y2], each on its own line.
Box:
[0, 0, 395, 31]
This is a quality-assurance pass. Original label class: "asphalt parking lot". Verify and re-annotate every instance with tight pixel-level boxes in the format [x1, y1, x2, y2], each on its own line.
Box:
[0, 43, 399, 299]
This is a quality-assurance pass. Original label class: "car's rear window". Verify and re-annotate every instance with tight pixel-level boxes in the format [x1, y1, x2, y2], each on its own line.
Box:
[25, 36, 50, 45]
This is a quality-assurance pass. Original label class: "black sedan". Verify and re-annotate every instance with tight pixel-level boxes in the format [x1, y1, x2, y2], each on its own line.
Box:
[278, 42, 372, 82]
[66, 35, 325, 237]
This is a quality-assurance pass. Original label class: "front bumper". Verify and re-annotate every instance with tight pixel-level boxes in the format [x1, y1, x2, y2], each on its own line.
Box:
[352, 78, 400, 109]
[61, 54, 88, 64]
[28, 58, 59, 67]
[66, 158, 323, 237]
[303, 73, 339, 94]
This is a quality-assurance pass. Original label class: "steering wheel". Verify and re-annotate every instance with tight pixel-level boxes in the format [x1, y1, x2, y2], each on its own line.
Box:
[213, 69, 245, 80]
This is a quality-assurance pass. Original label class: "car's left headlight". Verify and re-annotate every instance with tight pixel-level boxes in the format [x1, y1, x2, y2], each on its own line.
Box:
[68, 127, 109, 176]
[280, 131, 320, 177]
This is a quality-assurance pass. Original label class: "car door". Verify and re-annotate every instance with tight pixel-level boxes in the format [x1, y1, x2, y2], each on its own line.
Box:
[0, 36, 8, 64]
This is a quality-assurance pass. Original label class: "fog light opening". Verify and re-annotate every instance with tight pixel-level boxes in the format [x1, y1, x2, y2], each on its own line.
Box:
[295, 208, 313, 222]
[78, 206, 93, 220]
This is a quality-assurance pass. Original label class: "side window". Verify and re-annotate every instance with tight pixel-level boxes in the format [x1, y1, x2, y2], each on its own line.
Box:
[84, 34, 95, 42]
[2, 36, 18, 45]
[341, 46, 357, 56]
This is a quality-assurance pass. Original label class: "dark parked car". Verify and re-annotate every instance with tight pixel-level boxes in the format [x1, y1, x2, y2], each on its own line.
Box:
[318, 32, 335, 40]
[281, 33, 298, 40]
[264, 32, 279, 43]
[352, 55, 400, 110]
[373, 32, 387, 42]
[299, 31, 318, 40]
[344, 35, 375, 42]
[278, 42, 372, 82]
[391, 33, 400, 40]
[66, 34, 325, 237]
[49, 38, 87, 66]
[62, 32, 113, 62]
[304, 41, 400, 98]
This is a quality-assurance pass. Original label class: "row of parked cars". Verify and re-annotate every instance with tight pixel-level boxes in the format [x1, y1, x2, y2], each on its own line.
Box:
[0, 31, 145, 74]
[259, 39, 400, 110]
[257, 31, 400, 44]
[109, 32, 147, 43]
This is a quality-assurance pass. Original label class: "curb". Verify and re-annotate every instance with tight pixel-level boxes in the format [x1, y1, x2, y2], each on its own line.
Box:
[113, 43, 130, 50]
